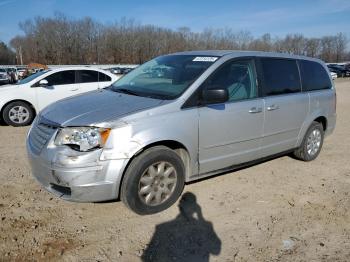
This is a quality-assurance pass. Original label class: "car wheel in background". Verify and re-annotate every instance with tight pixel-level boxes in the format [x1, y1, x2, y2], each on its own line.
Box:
[121, 146, 185, 215]
[2, 101, 35, 127]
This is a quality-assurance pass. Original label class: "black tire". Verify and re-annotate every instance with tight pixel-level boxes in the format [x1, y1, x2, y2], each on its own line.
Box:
[121, 146, 185, 215]
[293, 121, 324, 161]
[2, 101, 35, 127]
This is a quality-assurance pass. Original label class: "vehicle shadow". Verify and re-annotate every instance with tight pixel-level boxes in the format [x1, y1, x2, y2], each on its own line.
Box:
[141, 192, 221, 262]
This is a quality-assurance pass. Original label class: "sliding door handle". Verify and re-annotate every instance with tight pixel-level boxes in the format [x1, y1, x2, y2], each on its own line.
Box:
[249, 107, 262, 113]
[266, 104, 279, 111]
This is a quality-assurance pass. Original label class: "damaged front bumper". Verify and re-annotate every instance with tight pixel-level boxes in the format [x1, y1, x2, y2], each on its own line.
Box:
[26, 133, 129, 202]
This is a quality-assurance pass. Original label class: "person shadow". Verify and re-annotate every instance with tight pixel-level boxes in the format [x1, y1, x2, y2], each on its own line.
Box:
[142, 192, 221, 262]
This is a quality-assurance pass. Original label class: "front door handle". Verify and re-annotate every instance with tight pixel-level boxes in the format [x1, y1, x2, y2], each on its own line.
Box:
[267, 104, 279, 111]
[249, 107, 262, 113]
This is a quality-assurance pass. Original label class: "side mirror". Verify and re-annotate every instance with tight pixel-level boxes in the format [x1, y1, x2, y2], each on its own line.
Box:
[202, 87, 228, 105]
[39, 79, 48, 87]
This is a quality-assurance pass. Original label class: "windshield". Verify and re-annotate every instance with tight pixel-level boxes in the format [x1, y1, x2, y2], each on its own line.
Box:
[16, 70, 50, 85]
[109, 55, 219, 99]
[0, 69, 6, 73]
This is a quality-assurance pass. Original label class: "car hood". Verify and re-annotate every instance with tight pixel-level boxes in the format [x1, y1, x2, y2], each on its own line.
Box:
[40, 89, 164, 127]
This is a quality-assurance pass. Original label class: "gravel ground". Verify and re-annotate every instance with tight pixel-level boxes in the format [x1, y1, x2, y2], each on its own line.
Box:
[0, 79, 349, 262]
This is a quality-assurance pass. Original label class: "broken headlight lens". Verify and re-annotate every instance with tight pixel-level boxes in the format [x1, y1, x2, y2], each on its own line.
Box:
[55, 127, 111, 152]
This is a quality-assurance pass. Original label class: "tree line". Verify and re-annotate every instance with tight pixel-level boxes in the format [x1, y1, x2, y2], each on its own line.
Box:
[0, 42, 16, 64]
[1, 14, 349, 65]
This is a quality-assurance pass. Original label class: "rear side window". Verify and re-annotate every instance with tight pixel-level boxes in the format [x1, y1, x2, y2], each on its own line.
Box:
[299, 60, 332, 91]
[45, 70, 76, 85]
[79, 70, 99, 83]
[261, 58, 301, 96]
[78, 70, 111, 83]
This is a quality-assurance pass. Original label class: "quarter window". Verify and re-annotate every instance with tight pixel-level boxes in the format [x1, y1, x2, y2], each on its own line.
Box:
[44, 70, 76, 86]
[203, 59, 257, 102]
[260, 58, 301, 96]
[299, 60, 332, 91]
[98, 72, 111, 82]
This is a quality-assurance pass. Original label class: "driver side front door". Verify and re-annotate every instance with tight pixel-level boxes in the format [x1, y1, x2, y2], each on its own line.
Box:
[198, 58, 264, 175]
[35, 70, 79, 111]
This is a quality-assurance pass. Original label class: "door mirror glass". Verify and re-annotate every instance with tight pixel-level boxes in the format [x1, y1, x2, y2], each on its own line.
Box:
[39, 79, 49, 87]
[202, 87, 228, 104]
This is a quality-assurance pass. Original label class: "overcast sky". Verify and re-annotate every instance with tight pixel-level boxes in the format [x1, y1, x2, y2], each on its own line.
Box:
[0, 0, 349, 44]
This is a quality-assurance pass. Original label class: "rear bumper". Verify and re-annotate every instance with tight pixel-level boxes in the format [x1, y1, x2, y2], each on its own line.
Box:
[27, 136, 129, 202]
[325, 113, 336, 137]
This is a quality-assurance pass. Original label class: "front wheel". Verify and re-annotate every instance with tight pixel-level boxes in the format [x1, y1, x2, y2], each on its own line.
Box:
[293, 121, 324, 161]
[121, 146, 185, 215]
[2, 101, 35, 127]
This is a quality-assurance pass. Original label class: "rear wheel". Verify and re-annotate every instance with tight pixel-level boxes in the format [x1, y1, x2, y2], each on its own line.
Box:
[293, 121, 324, 161]
[121, 146, 185, 215]
[2, 101, 34, 127]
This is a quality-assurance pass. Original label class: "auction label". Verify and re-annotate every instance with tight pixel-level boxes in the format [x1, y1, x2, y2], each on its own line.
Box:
[193, 57, 218, 62]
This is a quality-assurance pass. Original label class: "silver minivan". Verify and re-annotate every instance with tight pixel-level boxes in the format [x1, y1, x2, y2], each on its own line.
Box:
[27, 51, 336, 214]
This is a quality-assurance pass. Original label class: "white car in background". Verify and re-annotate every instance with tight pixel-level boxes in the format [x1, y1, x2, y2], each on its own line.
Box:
[330, 71, 337, 80]
[0, 67, 118, 126]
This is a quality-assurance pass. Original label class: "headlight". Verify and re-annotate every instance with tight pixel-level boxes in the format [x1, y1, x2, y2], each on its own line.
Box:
[55, 127, 111, 152]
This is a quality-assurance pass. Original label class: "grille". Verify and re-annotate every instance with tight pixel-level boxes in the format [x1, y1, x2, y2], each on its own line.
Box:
[29, 120, 58, 155]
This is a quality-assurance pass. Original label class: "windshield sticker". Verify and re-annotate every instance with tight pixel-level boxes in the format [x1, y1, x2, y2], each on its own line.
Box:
[192, 57, 218, 62]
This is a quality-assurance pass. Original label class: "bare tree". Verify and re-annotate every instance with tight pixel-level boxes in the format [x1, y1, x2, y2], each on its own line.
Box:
[334, 33, 347, 62]
[305, 38, 320, 57]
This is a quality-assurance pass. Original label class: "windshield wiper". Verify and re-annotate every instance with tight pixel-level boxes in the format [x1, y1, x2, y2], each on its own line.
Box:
[113, 88, 141, 97]
[111, 87, 172, 100]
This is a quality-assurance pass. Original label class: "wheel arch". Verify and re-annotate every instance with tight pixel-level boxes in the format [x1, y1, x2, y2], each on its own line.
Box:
[313, 116, 327, 131]
[117, 139, 192, 199]
[296, 114, 328, 147]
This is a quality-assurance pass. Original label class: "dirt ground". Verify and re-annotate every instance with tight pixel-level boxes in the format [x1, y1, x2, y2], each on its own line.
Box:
[0, 79, 349, 262]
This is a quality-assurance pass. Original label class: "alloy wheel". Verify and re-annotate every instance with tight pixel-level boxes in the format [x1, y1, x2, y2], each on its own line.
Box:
[138, 161, 178, 206]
